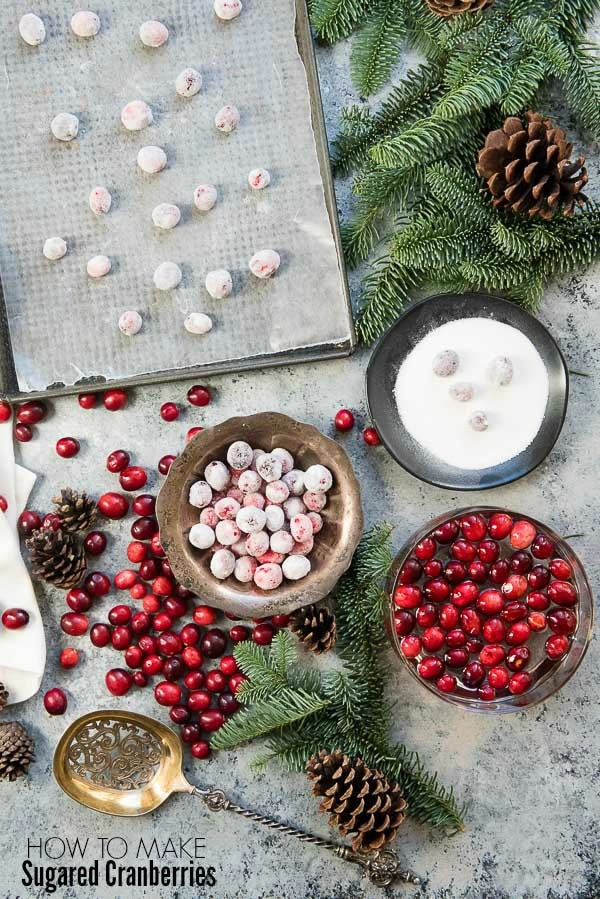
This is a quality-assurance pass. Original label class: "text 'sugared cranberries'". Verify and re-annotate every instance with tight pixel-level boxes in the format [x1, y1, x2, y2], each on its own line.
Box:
[56, 437, 80, 458]
[477, 539, 499, 563]
[17, 400, 47, 424]
[548, 580, 578, 607]
[460, 513, 487, 542]
[362, 427, 381, 446]
[400, 635, 421, 658]
[398, 558, 422, 584]
[547, 608, 577, 635]
[158, 454, 177, 475]
[460, 608, 482, 636]
[416, 603, 437, 628]
[439, 603, 459, 630]
[508, 671, 533, 694]
[510, 551, 532, 574]
[199, 709, 225, 732]
[488, 512, 513, 540]
[545, 634, 570, 660]
[445, 648, 469, 668]
[506, 621, 531, 645]
[253, 623, 276, 645]
[432, 520, 459, 544]
[106, 668, 133, 696]
[334, 408, 355, 432]
[479, 644, 505, 667]
[482, 617, 505, 643]
[98, 492, 129, 519]
[103, 389, 127, 411]
[60, 647, 80, 669]
[450, 580, 478, 608]
[90, 623, 111, 647]
[18, 510, 42, 535]
[477, 588, 504, 615]
[119, 466, 148, 492]
[462, 661, 485, 687]
[394, 584, 421, 609]
[549, 558, 572, 580]
[488, 666, 510, 689]
[445, 561, 467, 584]
[0, 401, 12, 422]
[501, 574, 528, 599]
[160, 402, 179, 422]
[501, 601, 528, 622]
[84, 531, 107, 556]
[2, 608, 30, 629]
[436, 674, 457, 694]
[506, 646, 530, 671]
[528, 611, 547, 632]
[155, 681, 182, 706]
[509, 520, 536, 549]
[132, 494, 156, 517]
[531, 533, 554, 559]
[421, 626, 445, 652]
[61, 612, 89, 636]
[414, 538, 436, 561]
[187, 385, 211, 407]
[78, 392, 97, 409]
[424, 578, 451, 603]
[417, 656, 444, 680]
[44, 687, 67, 715]
[84, 571, 111, 596]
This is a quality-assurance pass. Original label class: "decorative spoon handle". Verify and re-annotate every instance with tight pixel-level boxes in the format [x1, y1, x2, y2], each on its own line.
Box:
[193, 787, 419, 888]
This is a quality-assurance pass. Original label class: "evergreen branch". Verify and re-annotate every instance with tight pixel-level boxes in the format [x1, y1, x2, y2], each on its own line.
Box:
[350, 0, 407, 95]
[490, 218, 538, 260]
[355, 256, 417, 343]
[513, 16, 572, 75]
[310, 0, 374, 43]
[391, 217, 490, 270]
[370, 115, 473, 168]
[211, 688, 331, 750]
[500, 44, 550, 113]
[562, 44, 600, 136]
[425, 163, 494, 226]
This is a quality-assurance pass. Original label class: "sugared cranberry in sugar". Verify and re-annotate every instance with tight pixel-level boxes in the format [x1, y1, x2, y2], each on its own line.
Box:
[187, 385, 211, 407]
[1, 608, 30, 629]
[398, 558, 422, 584]
[451, 539, 476, 563]
[106, 668, 133, 695]
[445, 628, 467, 648]
[98, 492, 129, 519]
[417, 656, 444, 680]
[508, 671, 533, 694]
[483, 617, 505, 643]
[424, 559, 443, 578]
[488, 512, 513, 540]
[400, 635, 421, 658]
[489, 559, 510, 585]
[547, 608, 577, 636]
[414, 538, 436, 561]
[112, 625, 132, 650]
[200, 627, 227, 658]
[18, 510, 42, 535]
[103, 389, 127, 411]
[85, 571, 111, 596]
[488, 666, 510, 689]
[510, 519, 536, 549]
[191, 741, 211, 759]
[531, 534, 554, 559]
[506, 621, 530, 645]
[460, 513, 487, 542]
[451, 580, 478, 608]
[527, 591, 549, 611]
[181, 723, 202, 744]
[477, 588, 504, 615]
[84, 531, 107, 556]
[61, 612, 89, 636]
[432, 520, 459, 544]
[548, 580, 577, 607]
[462, 661, 485, 687]
[160, 402, 179, 422]
[60, 647, 79, 669]
[439, 603, 459, 630]
[253, 623, 276, 645]
[133, 494, 156, 516]
[445, 560, 467, 584]
[436, 674, 457, 694]
[416, 603, 437, 628]
[510, 551, 532, 574]
[200, 709, 225, 732]
[106, 449, 130, 473]
[479, 644, 505, 667]
[219, 692, 240, 714]
[120, 466, 148, 491]
[477, 539, 499, 563]
[460, 608, 482, 636]
[170, 705, 191, 725]
[394, 611, 415, 636]
[124, 645, 144, 668]
[549, 558, 572, 580]
[0, 401, 12, 422]
[545, 634, 570, 660]
[528, 565, 550, 590]
[131, 517, 158, 540]
[229, 625, 249, 643]
[501, 574, 528, 599]
[501, 601, 528, 622]
[78, 392, 97, 409]
[424, 578, 451, 603]
[527, 611, 547, 632]
[478, 684, 496, 701]
[193, 605, 217, 626]
[15, 423, 33, 443]
[158, 454, 176, 475]
[393, 585, 421, 609]
[90, 623, 111, 647]
[421, 626, 445, 652]
[56, 437, 80, 458]
[163, 657, 186, 681]
[334, 408, 355, 432]
[17, 400, 47, 424]
[44, 687, 67, 715]
[506, 646, 530, 671]
[445, 648, 469, 668]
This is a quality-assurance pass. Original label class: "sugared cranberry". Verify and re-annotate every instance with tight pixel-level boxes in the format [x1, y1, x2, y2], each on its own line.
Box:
[108, 604, 132, 625]
[451, 539, 476, 563]
[131, 611, 151, 634]
[191, 741, 211, 759]
[78, 392, 97, 409]
[477, 589, 504, 615]
[199, 709, 225, 732]
[414, 538, 436, 561]
[187, 385, 211, 407]
[132, 494, 156, 516]
[84, 531, 107, 556]
[417, 656, 444, 680]
[501, 574, 528, 599]
[393, 585, 421, 609]
[439, 603, 459, 630]
[142, 654, 164, 676]
[548, 580, 578, 607]
[155, 681, 182, 706]
[103, 389, 127, 411]
[112, 625, 132, 650]
[15, 422, 33, 442]
[479, 644, 505, 666]
[510, 551, 532, 574]
[398, 558, 422, 584]
[488, 666, 510, 689]
[17, 400, 47, 424]
[160, 402, 180, 422]
[400, 635, 421, 658]
[158, 454, 177, 475]
[56, 437, 80, 458]
[0, 401, 12, 422]
[528, 565, 550, 589]
[60, 647, 80, 669]
[394, 610, 415, 636]
[508, 671, 533, 694]
[131, 516, 158, 540]
[510, 520, 536, 549]
[205, 670, 228, 692]
[451, 580, 479, 608]
[181, 723, 202, 743]
[489, 559, 510, 585]
[334, 408, 355, 431]
[460, 513, 487, 542]
[531, 534, 554, 559]
[477, 539, 499, 563]
[445, 648, 469, 668]
[2, 608, 30, 629]
[421, 626, 445, 652]
[44, 687, 67, 715]
[445, 628, 467, 648]
[501, 601, 528, 622]
[229, 624, 249, 643]
[61, 612, 89, 636]
[547, 608, 577, 636]
[188, 690, 211, 712]
[445, 560, 467, 584]
[478, 684, 496, 701]
[124, 645, 144, 669]
[186, 427, 203, 443]
[432, 520, 459, 544]
[424, 559, 443, 578]
[545, 634, 570, 660]
[84, 571, 111, 596]
[120, 466, 148, 491]
[436, 674, 457, 694]
[506, 621, 530, 645]
[18, 510, 42, 535]
[424, 578, 451, 603]
[182, 646, 203, 669]
[106, 668, 133, 695]
[488, 512, 513, 540]
[416, 604, 437, 628]
[170, 705, 191, 725]
[527, 611, 547, 632]
[157, 631, 183, 656]
[462, 661, 485, 687]
[527, 591, 550, 611]
[253, 623, 276, 645]
[549, 558, 572, 580]
[506, 646, 530, 671]
[90, 623, 112, 647]
[460, 608, 482, 636]
[219, 692, 240, 714]
[98, 492, 129, 519]
[483, 617, 505, 643]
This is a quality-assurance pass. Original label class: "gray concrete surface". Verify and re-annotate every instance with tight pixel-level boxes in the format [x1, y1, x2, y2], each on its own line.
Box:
[1, 29, 599, 899]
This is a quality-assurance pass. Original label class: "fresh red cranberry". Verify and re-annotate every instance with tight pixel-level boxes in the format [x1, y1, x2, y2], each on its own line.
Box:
[549, 558, 572, 580]
[229, 673, 247, 693]
[400, 635, 421, 658]
[124, 645, 144, 668]
[133, 671, 149, 687]
[506, 646, 530, 671]
[170, 705, 191, 725]
[84, 571, 111, 596]
[253, 623, 276, 645]
[105, 668, 133, 695]
[191, 741, 211, 759]
[421, 626, 445, 652]
[131, 516, 158, 540]
[103, 389, 127, 411]
[424, 559, 443, 578]
[186, 427, 203, 443]
[188, 690, 212, 712]
[451, 539, 476, 563]
[501, 601, 528, 622]
[78, 392, 97, 409]
[56, 437, 80, 458]
[120, 466, 148, 492]
[142, 654, 164, 676]
[436, 674, 457, 694]
[160, 402, 180, 422]
[142, 594, 160, 613]
[107, 449, 131, 474]
[488, 666, 510, 689]
[445, 648, 469, 668]
[398, 558, 422, 584]
[362, 426, 381, 446]
[334, 408, 355, 431]
[271, 614, 289, 627]
[528, 565, 550, 589]
[445, 628, 467, 648]
[478, 684, 496, 701]
[162, 657, 184, 682]
[547, 580, 578, 607]
[2, 608, 30, 629]
[182, 646, 203, 669]
[547, 608, 577, 636]
[133, 582, 149, 601]
[545, 634, 570, 660]
[138, 558, 160, 581]
[42, 512, 62, 531]
[460, 608, 482, 636]
[90, 623, 112, 647]
[44, 687, 67, 715]
[527, 591, 550, 611]
[501, 574, 528, 599]
[483, 617, 505, 643]
[155, 681, 182, 706]
[393, 585, 421, 609]
[132, 494, 156, 516]
[18, 510, 42, 535]
[108, 604, 132, 625]
[432, 520, 459, 544]
[127, 541, 148, 563]
[0, 496, 7, 513]
[151, 575, 173, 597]
[451, 580, 479, 608]
[439, 603, 459, 630]
[205, 670, 228, 692]
[98, 492, 129, 519]
[477, 539, 499, 563]
[444, 560, 467, 584]
[424, 578, 451, 603]
[394, 610, 415, 636]
[510, 520, 536, 549]
[510, 551, 532, 574]
[17, 400, 47, 424]
[414, 538, 436, 561]
[219, 692, 240, 714]
[15, 422, 33, 442]
[506, 621, 530, 645]
[416, 603, 437, 628]
[531, 534, 555, 559]
[465, 636, 484, 654]
[479, 644, 505, 666]
[138, 634, 157, 654]
[229, 624, 249, 643]
[187, 385, 211, 407]
[157, 631, 183, 656]
[181, 723, 202, 743]
[417, 656, 444, 680]
[508, 671, 533, 694]
[477, 589, 504, 615]
[460, 513, 487, 542]
[114, 569, 138, 591]
[158, 454, 177, 475]
[131, 611, 151, 634]
[180, 623, 201, 646]
[60, 612, 89, 636]
[164, 596, 187, 619]
[112, 625, 133, 650]
[199, 709, 225, 732]
[60, 647, 80, 669]
[0, 401, 12, 422]
[527, 611, 547, 632]
[488, 512, 513, 540]
[462, 661, 485, 687]
[489, 559, 510, 585]
[84, 531, 107, 556]
[219, 655, 238, 675]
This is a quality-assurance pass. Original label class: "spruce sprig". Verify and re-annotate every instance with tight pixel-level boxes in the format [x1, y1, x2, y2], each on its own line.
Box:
[212, 524, 466, 835]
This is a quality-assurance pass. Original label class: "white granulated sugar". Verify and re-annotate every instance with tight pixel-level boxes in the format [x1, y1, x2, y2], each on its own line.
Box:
[394, 317, 549, 471]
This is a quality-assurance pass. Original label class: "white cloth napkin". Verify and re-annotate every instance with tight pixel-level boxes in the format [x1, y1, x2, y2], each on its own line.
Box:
[0, 420, 46, 704]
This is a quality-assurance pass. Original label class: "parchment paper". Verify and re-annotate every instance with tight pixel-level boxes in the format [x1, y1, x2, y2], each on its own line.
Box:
[0, 0, 352, 392]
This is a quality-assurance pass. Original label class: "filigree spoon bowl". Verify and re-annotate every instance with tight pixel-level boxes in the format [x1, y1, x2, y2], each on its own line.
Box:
[54, 710, 419, 889]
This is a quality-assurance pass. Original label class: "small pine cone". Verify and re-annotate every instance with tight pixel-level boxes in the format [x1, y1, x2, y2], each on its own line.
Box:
[289, 604, 336, 654]
[307, 749, 407, 852]
[425, 0, 494, 16]
[0, 683, 8, 712]
[0, 721, 35, 781]
[476, 111, 588, 220]
[52, 487, 98, 534]
[26, 527, 87, 590]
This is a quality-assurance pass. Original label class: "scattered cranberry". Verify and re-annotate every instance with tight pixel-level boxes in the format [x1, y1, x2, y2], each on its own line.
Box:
[0, 496, 7, 513]
[489, 559, 510, 584]
[78, 392, 97, 409]
[424, 578, 451, 603]
[549, 558, 572, 580]
[531, 534, 554, 559]
[501, 601, 528, 622]
[158, 454, 177, 475]
[545, 634, 570, 660]
[124, 645, 144, 668]
[160, 402, 179, 422]
[157, 630, 182, 655]
[527, 591, 550, 611]
[488, 666, 510, 689]
[112, 625, 132, 650]
[180, 623, 201, 646]
[205, 670, 228, 692]
[462, 661, 485, 688]
[44, 687, 67, 715]
[398, 558, 422, 584]
[108, 604, 132, 625]
[510, 551, 532, 574]
[142, 654, 164, 676]
[131, 516, 158, 540]
[199, 709, 225, 732]
[56, 437, 80, 458]
[103, 389, 127, 411]
[253, 623, 276, 645]
[18, 510, 42, 535]
[547, 608, 577, 636]
[181, 723, 202, 743]
[0, 401, 12, 422]
[90, 623, 112, 647]
[229, 624, 249, 643]
[488, 512, 513, 540]
[15, 421, 35, 443]
[142, 593, 159, 611]
[506, 646, 530, 671]
[432, 520, 459, 544]
[150, 533, 166, 557]
[188, 690, 211, 712]
[84, 531, 107, 556]
[334, 408, 355, 431]
[133, 671, 148, 687]
[132, 494, 156, 516]
[164, 660, 186, 685]
[416, 603, 437, 628]
[508, 671, 533, 694]
[191, 741, 211, 759]
[477, 539, 499, 563]
[444, 560, 467, 584]
[106, 668, 133, 696]
[106, 449, 130, 473]
[393, 585, 421, 609]
[450, 580, 478, 608]
[2, 608, 29, 629]
[548, 580, 577, 606]
[401, 635, 421, 658]
[445, 648, 469, 668]
[219, 655, 238, 676]
[460, 513, 487, 542]
[42, 512, 62, 531]
[528, 611, 547, 632]
[61, 612, 89, 636]
[155, 681, 182, 706]
[421, 626, 445, 652]
[479, 644, 505, 667]
[219, 692, 240, 714]
[138, 634, 157, 654]
[451, 539, 476, 563]
[187, 385, 211, 407]
[84, 571, 111, 596]
[482, 617, 505, 643]
[114, 569, 137, 591]
[501, 574, 528, 599]
[132, 582, 149, 600]
[186, 427, 203, 443]
[60, 647, 80, 669]
[436, 674, 457, 694]
[362, 426, 381, 446]
[477, 589, 504, 615]
[417, 656, 444, 680]
[98, 492, 129, 519]
[17, 400, 47, 424]
[228, 673, 247, 693]
[510, 520, 536, 549]
[127, 541, 148, 563]
[414, 538, 436, 561]
[120, 466, 148, 491]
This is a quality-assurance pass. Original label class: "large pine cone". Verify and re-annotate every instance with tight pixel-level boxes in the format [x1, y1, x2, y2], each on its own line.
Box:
[307, 749, 407, 852]
[0, 721, 35, 781]
[425, 0, 494, 17]
[476, 111, 588, 220]
[289, 604, 336, 654]
[0, 683, 8, 712]
[52, 487, 97, 534]
[26, 527, 86, 590]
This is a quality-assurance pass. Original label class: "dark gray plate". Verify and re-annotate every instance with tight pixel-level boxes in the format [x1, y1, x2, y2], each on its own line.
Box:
[366, 293, 569, 490]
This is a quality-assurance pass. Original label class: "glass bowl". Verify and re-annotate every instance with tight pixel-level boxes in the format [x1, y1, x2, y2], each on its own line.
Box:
[385, 507, 593, 714]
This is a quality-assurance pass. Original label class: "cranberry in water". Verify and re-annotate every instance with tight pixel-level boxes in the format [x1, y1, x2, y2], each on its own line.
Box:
[531, 534, 554, 559]
[460, 513, 487, 542]
[527, 591, 550, 611]
[460, 608, 482, 636]
[424, 578, 451, 603]
[398, 558, 422, 584]
[508, 671, 533, 694]
[416, 603, 437, 628]
[445, 648, 469, 668]
[528, 565, 550, 590]
[451, 580, 479, 608]
[478, 684, 496, 702]
[489, 559, 510, 585]
[465, 636, 483, 654]
[421, 626, 445, 652]
[414, 538, 436, 561]
[527, 611, 547, 632]
[477, 539, 499, 563]
[501, 574, 528, 599]
[510, 551, 532, 574]
[482, 617, 505, 643]
[432, 520, 459, 544]
[488, 666, 510, 689]
[1, 608, 29, 629]
[549, 558, 572, 580]
[445, 628, 467, 648]
[393, 585, 421, 609]
[510, 520, 536, 549]
[445, 560, 467, 584]
[462, 661, 485, 687]
[417, 656, 444, 680]
[547, 608, 577, 636]
[488, 513, 513, 540]
[451, 539, 476, 563]
[506, 646, 530, 671]
[545, 634, 570, 660]
[547, 581, 578, 607]
[468, 560, 488, 583]
[44, 687, 67, 715]
[436, 674, 457, 694]
[424, 559, 443, 578]
[477, 589, 504, 615]
[439, 603, 459, 630]
[479, 644, 505, 667]
[501, 601, 528, 622]
[506, 621, 531, 645]
[400, 635, 421, 658]
[105, 668, 133, 696]
[394, 610, 415, 636]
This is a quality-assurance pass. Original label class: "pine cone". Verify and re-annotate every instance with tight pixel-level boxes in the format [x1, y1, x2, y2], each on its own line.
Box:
[26, 527, 86, 589]
[0, 721, 35, 781]
[425, 0, 494, 17]
[476, 111, 588, 220]
[307, 749, 407, 852]
[289, 604, 336, 654]
[52, 487, 97, 534]
[0, 683, 8, 712]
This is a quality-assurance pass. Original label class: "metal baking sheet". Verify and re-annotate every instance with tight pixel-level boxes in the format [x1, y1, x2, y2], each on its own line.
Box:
[0, 0, 353, 400]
